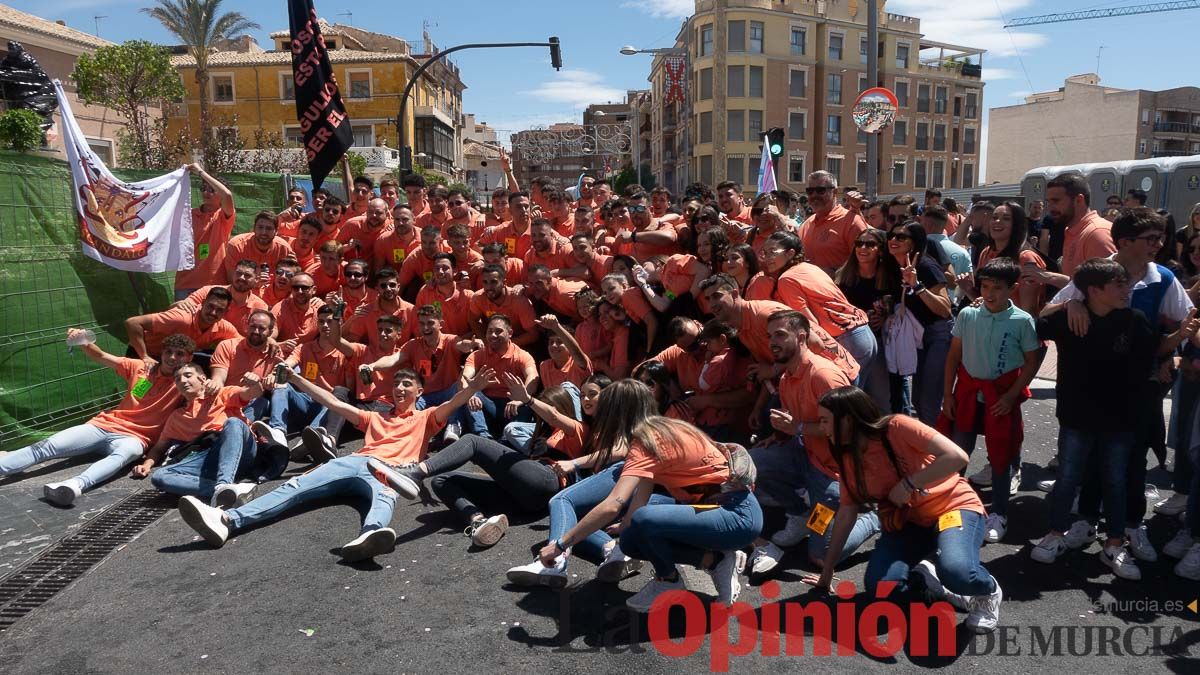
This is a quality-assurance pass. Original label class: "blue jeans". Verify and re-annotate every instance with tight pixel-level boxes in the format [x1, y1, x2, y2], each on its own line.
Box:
[464, 393, 533, 439]
[1050, 426, 1134, 539]
[547, 462, 673, 560]
[889, 374, 915, 416]
[835, 324, 879, 389]
[501, 382, 580, 450]
[0, 423, 143, 491]
[226, 454, 396, 535]
[951, 403, 1020, 516]
[1172, 376, 1198, 495]
[865, 509, 996, 598]
[913, 319, 953, 425]
[174, 287, 197, 301]
[750, 438, 881, 564]
[620, 490, 763, 578]
[859, 331, 892, 412]
[266, 385, 330, 431]
[150, 419, 258, 501]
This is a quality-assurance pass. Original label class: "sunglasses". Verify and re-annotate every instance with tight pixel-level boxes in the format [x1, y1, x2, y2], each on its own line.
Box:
[887, 214, 905, 223]
[291, 285, 314, 291]
[805, 186, 832, 195]
[448, 200, 466, 206]
[346, 271, 366, 278]
[854, 240, 880, 249]
[1133, 234, 1165, 244]
[887, 232, 912, 242]
[628, 205, 648, 213]
[275, 270, 296, 278]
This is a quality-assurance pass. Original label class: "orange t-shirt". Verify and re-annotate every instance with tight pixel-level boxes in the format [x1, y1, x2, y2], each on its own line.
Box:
[479, 222, 533, 258]
[160, 386, 246, 443]
[348, 342, 402, 402]
[184, 285, 269, 336]
[779, 352, 852, 431]
[271, 297, 323, 343]
[631, 222, 681, 261]
[210, 337, 284, 384]
[651, 344, 705, 392]
[89, 358, 182, 448]
[258, 281, 291, 308]
[222, 233, 293, 282]
[337, 215, 392, 262]
[345, 299, 416, 348]
[660, 255, 699, 298]
[539, 354, 592, 390]
[276, 210, 302, 240]
[807, 415, 985, 529]
[399, 251, 441, 290]
[540, 279, 587, 321]
[340, 285, 377, 321]
[575, 319, 607, 358]
[1061, 211, 1116, 277]
[464, 342, 536, 397]
[414, 210, 451, 232]
[145, 307, 240, 357]
[355, 407, 443, 466]
[373, 227, 420, 271]
[735, 300, 792, 363]
[175, 206, 236, 290]
[525, 240, 575, 271]
[469, 290, 538, 337]
[798, 205, 868, 272]
[415, 283, 474, 337]
[582, 254, 614, 290]
[977, 247, 1047, 315]
[770, 263, 869, 337]
[286, 339, 347, 392]
[547, 419, 589, 459]
[312, 263, 345, 298]
[619, 287, 654, 324]
[399, 333, 461, 393]
[621, 427, 730, 503]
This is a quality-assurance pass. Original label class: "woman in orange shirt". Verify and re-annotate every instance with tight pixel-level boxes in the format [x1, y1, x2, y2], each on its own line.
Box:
[801, 387, 1002, 634]
[958, 201, 1047, 316]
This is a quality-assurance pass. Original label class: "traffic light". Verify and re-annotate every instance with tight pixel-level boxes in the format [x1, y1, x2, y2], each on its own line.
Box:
[549, 37, 563, 70]
[765, 127, 785, 159]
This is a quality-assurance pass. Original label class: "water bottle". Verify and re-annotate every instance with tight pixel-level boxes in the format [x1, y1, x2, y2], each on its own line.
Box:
[67, 329, 96, 353]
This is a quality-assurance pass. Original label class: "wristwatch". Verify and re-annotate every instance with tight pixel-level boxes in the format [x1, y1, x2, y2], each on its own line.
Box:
[630, 231, 638, 243]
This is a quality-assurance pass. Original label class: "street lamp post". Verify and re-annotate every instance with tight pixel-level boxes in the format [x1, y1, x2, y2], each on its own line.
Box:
[866, 0, 879, 198]
[620, 46, 686, 192]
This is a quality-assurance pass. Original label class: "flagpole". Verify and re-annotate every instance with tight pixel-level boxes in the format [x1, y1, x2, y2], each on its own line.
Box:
[866, 0, 879, 199]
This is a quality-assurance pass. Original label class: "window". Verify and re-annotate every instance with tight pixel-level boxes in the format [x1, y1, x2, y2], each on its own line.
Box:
[700, 154, 713, 184]
[964, 127, 977, 154]
[790, 27, 806, 55]
[748, 66, 763, 97]
[895, 81, 909, 107]
[826, 115, 842, 145]
[933, 124, 946, 151]
[700, 25, 713, 56]
[749, 110, 763, 138]
[1193, 142, 1200, 154]
[917, 84, 930, 112]
[826, 156, 842, 177]
[952, 127, 960, 152]
[1141, 109, 1149, 125]
[727, 66, 745, 97]
[827, 74, 842, 105]
[213, 127, 238, 143]
[728, 110, 745, 142]
[789, 156, 806, 183]
[1139, 139, 1147, 154]
[351, 124, 373, 147]
[700, 111, 713, 143]
[749, 22, 764, 53]
[284, 127, 304, 145]
[856, 157, 868, 184]
[788, 111, 806, 139]
[893, 120, 907, 145]
[858, 75, 868, 94]
[212, 74, 234, 103]
[829, 34, 843, 60]
[965, 92, 978, 119]
[860, 36, 868, 64]
[915, 159, 928, 188]
[932, 160, 945, 188]
[728, 20, 746, 52]
[857, 126, 867, 145]
[953, 97, 962, 117]
[87, 138, 113, 164]
[891, 158, 906, 184]
[789, 69, 807, 97]
[896, 43, 910, 69]
[934, 87, 948, 114]
[279, 72, 294, 101]
[915, 122, 929, 150]
[963, 163, 975, 189]
[347, 70, 371, 99]
[726, 156, 745, 184]
[699, 68, 713, 100]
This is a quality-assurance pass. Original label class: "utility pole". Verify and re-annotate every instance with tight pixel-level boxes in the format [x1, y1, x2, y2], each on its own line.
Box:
[866, 0, 879, 198]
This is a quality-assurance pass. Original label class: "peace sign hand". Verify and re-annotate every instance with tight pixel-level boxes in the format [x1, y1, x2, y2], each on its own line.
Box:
[901, 253, 919, 288]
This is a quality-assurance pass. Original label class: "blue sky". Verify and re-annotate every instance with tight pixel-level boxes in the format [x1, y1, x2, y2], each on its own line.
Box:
[13, 0, 1199, 181]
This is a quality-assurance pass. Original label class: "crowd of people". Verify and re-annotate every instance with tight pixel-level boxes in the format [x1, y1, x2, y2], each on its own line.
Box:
[5, 152, 1200, 637]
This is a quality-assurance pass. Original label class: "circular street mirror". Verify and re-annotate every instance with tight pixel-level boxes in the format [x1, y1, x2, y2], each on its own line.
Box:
[852, 87, 899, 134]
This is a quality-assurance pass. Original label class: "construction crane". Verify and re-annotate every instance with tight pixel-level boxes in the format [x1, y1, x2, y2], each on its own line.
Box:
[1005, 1, 1200, 27]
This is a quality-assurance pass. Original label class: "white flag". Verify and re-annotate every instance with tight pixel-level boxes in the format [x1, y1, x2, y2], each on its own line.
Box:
[757, 141, 777, 195]
[54, 80, 194, 273]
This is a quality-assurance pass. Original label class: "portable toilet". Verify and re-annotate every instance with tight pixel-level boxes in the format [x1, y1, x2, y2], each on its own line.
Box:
[1163, 155, 1200, 223]
[1081, 161, 1126, 210]
[1021, 165, 1059, 204]
[1125, 159, 1169, 210]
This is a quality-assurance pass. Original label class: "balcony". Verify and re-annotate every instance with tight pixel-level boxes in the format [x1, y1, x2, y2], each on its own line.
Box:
[1152, 150, 1191, 157]
[236, 145, 400, 171]
[960, 62, 982, 78]
[1154, 121, 1192, 134]
[414, 105, 455, 128]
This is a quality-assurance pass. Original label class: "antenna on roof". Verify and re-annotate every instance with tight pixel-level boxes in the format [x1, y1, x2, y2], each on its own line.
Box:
[93, 15, 107, 37]
[337, 10, 353, 26]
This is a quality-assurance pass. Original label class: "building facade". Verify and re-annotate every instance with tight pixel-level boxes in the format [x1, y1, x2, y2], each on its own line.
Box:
[511, 95, 642, 189]
[462, 114, 506, 206]
[987, 74, 1200, 185]
[166, 22, 466, 180]
[646, 0, 985, 196]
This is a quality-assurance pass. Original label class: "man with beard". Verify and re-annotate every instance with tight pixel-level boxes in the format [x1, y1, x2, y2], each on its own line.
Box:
[557, 234, 613, 291]
[416, 253, 474, 338]
[616, 195, 678, 260]
[222, 211, 292, 283]
[480, 191, 535, 258]
[469, 264, 540, 349]
[373, 204, 419, 272]
[797, 171, 868, 275]
[315, 196, 347, 247]
[272, 273, 324, 345]
[716, 180, 754, 226]
[276, 188, 308, 240]
[126, 287, 239, 367]
[416, 186, 452, 232]
[522, 264, 586, 323]
[272, 305, 348, 443]
[175, 164, 236, 299]
[486, 188, 511, 229]
[0, 332, 195, 506]
[525, 218, 574, 271]
[1035, 173, 1117, 285]
[207, 310, 286, 428]
[329, 258, 376, 321]
[460, 314, 538, 439]
[289, 216, 323, 271]
[442, 188, 487, 241]
[345, 268, 415, 348]
[259, 259, 302, 308]
[338, 197, 392, 263]
[312, 241, 346, 298]
[177, 259, 268, 336]
[401, 173, 430, 218]
[399, 225, 448, 299]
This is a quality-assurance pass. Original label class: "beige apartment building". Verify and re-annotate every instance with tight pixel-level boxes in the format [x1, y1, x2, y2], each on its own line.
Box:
[988, 74, 1200, 185]
[646, 0, 985, 196]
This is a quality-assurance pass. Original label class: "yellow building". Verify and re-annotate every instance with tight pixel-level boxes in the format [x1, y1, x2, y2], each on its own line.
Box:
[166, 22, 466, 178]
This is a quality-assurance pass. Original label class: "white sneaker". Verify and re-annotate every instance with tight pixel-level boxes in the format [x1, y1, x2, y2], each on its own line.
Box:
[1144, 484, 1161, 503]
[1163, 530, 1196, 559]
[1037, 479, 1055, 493]
[748, 542, 785, 575]
[968, 464, 993, 487]
[596, 544, 642, 583]
[626, 574, 687, 613]
[1031, 532, 1068, 564]
[1009, 468, 1022, 495]
[771, 513, 811, 547]
[43, 480, 82, 506]
[251, 420, 287, 449]
[1124, 525, 1157, 562]
[984, 513, 1008, 544]
[1174, 543, 1200, 580]
[913, 560, 968, 611]
[965, 580, 1003, 634]
[708, 550, 746, 605]
[1099, 543, 1142, 581]
[340, 527, 397, 562]
[443, 421, 461, 444]
[178, 496, 230, 547]
[1155, 493, 1188, 516]
[367, 458, 421, 500]
[1063, 519, 1097, 549]
[464, 514, 508, 548]
[506, 556, 568, 588]
[211, 482, 256, 509]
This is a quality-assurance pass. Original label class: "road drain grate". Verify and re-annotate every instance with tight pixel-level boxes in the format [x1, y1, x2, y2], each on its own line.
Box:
[0, 489, 172, 633]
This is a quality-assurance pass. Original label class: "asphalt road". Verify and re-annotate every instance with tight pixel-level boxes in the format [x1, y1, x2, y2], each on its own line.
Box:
[0, 378, 1197, 673]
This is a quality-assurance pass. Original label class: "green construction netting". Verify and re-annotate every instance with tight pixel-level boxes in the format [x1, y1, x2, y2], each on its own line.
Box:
[0, 150, 307, 451]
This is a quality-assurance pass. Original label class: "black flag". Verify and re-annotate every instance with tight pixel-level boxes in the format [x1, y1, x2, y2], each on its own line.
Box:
[288, 0, 353, 188]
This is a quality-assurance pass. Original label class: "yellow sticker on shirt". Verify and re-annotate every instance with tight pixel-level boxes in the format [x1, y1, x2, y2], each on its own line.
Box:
[807, 502, 835, 536]
[197, 243, 210, 260]
[938, 510, 963, 532]
[303, 361, 319, 381]
[423, 271, 433, 282]
[505, 237, 517, 254]
[393, 248, 406, 263]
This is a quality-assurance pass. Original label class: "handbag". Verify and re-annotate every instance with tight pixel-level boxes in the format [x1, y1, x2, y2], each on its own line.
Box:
[883, 300, 924, 376]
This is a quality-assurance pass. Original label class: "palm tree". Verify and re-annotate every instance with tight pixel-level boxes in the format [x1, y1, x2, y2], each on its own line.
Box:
[142, 0, 259, 165]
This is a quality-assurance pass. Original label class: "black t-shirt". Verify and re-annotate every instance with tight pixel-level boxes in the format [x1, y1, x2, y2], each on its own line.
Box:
[842, 275, 886, 314]
[1044, 216, 1066, 264]
[1036, 307, 1156, 431]
[903, 256, 949, 327]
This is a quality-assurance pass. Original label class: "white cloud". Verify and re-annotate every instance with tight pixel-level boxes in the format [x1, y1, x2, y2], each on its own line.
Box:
[624, 0, 693, 19]
[887, 1, 1047, 58]
[982, 67, 1017, 81]
[1008, 90, 1032, 99]
[519, 70, 626, 109]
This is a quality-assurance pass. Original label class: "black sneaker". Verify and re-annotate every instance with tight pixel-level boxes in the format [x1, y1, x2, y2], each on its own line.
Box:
[301, 427, 336, 464]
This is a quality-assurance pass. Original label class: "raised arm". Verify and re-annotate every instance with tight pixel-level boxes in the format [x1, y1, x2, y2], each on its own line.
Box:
[504, 372, 575, 432]
[188, 163, 233, 218]
[279, 365, 363, 426]
[534, 314, 588, 371]
[124, 314, 155, 365]
[433, 366, 495, 426]
[68, 329, 123, 371]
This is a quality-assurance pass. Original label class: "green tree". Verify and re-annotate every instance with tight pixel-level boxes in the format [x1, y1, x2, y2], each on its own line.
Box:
[72, 40, 185, 169]
[142, 0, 259, 168]
[0, 109, 45, 152]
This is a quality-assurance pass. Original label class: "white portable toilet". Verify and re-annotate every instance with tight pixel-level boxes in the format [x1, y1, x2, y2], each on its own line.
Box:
[1163, 155, 1200, 224]
[1125, 158, 1170, 210]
